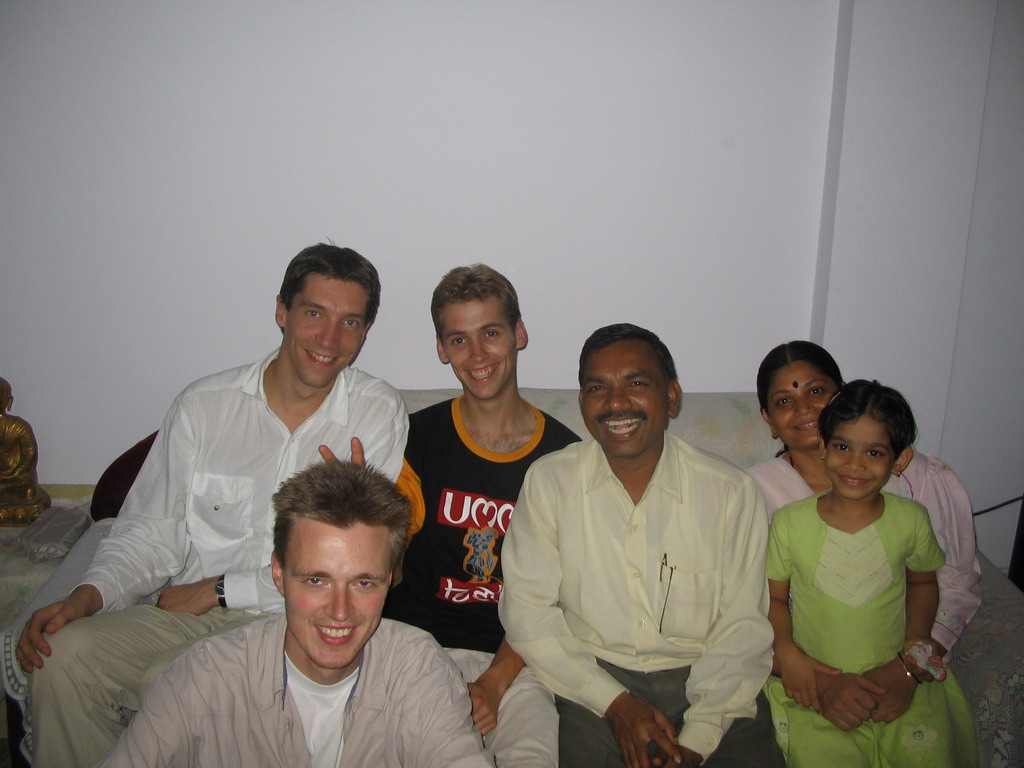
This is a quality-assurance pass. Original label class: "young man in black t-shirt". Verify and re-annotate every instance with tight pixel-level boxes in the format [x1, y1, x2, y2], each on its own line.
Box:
[385, 265, 578, 767]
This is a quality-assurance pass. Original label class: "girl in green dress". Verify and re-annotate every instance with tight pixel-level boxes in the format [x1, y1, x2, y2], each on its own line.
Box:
[764, 380, 976, 767]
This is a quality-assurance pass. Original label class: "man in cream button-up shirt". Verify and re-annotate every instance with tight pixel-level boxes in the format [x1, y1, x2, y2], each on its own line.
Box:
[500, 324, 783, 768]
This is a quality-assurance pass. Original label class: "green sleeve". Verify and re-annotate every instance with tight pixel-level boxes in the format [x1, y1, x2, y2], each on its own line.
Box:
[766, 504, 793, 581]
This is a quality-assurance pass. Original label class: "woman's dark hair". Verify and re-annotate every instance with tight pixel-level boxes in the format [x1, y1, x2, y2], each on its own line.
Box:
[756, 341, 843, 411]
[818, 379, 918, 456]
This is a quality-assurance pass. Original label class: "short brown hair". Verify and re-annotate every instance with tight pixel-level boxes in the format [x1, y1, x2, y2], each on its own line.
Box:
[272, 461, 409, 569]
[429, 264, 521, 336]
[278, 244, 381, 325]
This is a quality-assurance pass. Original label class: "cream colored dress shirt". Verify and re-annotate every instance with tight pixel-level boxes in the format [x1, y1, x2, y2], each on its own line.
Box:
[500, 434, 773, 758]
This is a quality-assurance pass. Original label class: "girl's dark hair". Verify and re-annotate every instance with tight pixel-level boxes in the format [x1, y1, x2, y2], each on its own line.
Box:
[818, 379, 918, 456]
[755, 341, 843, 411]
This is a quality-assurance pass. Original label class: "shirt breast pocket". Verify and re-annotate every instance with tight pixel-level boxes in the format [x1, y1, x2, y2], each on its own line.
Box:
[189, 473, 255, 542]
[660, 569, 718, 644]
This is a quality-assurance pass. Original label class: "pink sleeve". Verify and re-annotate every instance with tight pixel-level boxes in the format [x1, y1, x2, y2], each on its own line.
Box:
[900, 453, 983, 652]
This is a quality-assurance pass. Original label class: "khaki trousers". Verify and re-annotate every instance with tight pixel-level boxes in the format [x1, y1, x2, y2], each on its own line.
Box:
[447, 647, 559, 768]
[27, 604, 261, 768]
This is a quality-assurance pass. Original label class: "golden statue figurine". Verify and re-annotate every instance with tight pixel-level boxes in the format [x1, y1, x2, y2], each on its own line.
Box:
[0, 376, 51, 525]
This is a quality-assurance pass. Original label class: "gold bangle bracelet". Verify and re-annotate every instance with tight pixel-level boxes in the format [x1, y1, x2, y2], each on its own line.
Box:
[897, 652, 921, 684]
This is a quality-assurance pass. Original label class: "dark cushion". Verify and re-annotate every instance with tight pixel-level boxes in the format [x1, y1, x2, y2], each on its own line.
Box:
[90, 432, 158, 521]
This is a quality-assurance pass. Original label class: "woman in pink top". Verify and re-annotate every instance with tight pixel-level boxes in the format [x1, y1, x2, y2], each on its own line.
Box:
[745, 341, 982, 655]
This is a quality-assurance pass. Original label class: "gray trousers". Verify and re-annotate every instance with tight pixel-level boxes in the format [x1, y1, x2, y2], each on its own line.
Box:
[556, 660, 784, 768]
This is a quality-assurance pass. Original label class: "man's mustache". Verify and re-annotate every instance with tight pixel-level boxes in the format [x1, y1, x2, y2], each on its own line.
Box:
[597, 410, 647, 424]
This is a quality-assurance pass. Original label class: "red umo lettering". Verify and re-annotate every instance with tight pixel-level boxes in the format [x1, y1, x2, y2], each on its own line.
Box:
[438, 489, 514, 534]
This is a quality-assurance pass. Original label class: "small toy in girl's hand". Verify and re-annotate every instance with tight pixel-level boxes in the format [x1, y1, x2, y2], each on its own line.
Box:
[905, 640, 947, 682]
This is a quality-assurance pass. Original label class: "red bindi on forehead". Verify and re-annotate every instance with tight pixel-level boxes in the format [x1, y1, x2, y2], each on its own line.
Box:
[793, 381, 799, 388]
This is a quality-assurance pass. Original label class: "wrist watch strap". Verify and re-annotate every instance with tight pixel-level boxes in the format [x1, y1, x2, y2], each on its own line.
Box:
[215, 575, 227, 608]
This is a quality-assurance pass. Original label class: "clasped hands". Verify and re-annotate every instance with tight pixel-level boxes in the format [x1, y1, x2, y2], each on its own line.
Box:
[604, 691, 703, 768]
[777, 641, 937, 730]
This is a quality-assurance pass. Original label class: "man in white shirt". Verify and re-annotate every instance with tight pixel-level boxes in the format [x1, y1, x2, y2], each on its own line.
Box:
[16, 244, 409, 768]
[98, 460, 491, 768]
[500, 323, 783, 768]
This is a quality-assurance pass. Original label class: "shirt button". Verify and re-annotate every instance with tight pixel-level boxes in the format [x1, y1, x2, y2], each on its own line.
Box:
[630, 524, 638, 533]
[633, 572, 641, 579]
[213, 505, 220, 511]
[640, 620, 648, 628]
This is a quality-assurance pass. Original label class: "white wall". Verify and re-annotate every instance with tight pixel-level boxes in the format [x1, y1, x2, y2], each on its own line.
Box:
[818, 0, 1024, 569]
[2, 1, 1021, 567]
[0, 1, 837, 471]
[942, 0, 1024, 570]
[820, 0, 996, 451]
